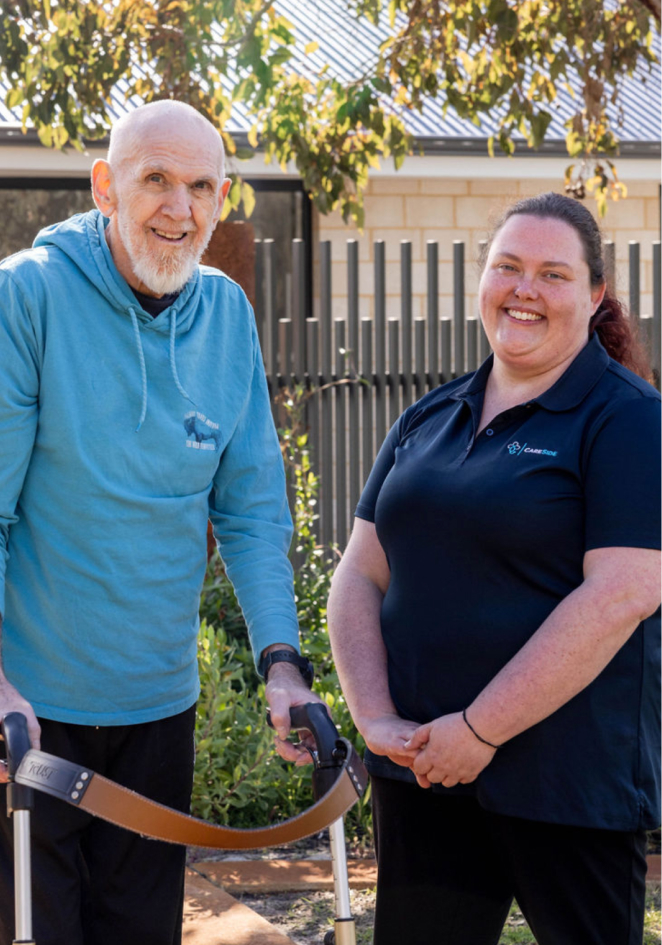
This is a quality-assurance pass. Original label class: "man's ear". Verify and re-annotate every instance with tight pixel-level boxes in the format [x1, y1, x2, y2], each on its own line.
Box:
[91, 160, 116, 217]
[213, 177, 232, 225]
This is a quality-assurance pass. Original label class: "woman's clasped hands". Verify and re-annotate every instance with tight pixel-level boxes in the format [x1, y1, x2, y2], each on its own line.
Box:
[404, 712, 497, 789]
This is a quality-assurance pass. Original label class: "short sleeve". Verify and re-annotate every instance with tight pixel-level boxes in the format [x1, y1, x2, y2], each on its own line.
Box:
[355, 416, 405, 522]
[583, 396, 661, 552]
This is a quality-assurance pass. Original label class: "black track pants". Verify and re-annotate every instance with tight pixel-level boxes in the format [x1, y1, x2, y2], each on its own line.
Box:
[0, 706, 196, 945]
[371, 775, 648, 945]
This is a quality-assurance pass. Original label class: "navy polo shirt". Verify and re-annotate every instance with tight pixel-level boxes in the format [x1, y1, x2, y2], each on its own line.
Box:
[356, 334, 661, 830]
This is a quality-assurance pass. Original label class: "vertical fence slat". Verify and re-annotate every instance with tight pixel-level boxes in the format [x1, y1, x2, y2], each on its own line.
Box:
[263, 239, 277, 376]
[388, 318, 400, 427]
[401, 241, 413, 409]
[335, 319, 347, 550]
[441, 318, 452, 384]
[361, 318, 373, 485]
[306, 318, 320, 539]
[427, 241, 439, 389]
[640, 316, 654, 367]
[466, 318, 478, 374]
[292, 239, 306, 380]
[319, 242, 333, 547]
[604, 240, 616, 297]
[347, 242, 361, 517]
[653, 242, 661, 378]
[453, 241, 465, 377]
[629, 241, 640, 325]
[414, 318, 426, 400]
[278, 318, 293, 386]
[476, 240, 490, 365]
[254, 239, 264, 354]
[374, 241, 387, 448]
[347, 241, 360, 369]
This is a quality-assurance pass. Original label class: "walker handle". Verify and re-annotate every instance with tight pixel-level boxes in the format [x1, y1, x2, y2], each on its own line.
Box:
[1, 712, 34, 814]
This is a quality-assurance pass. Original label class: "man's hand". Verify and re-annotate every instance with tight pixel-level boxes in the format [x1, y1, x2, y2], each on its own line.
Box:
[361, 714, 421, 769]
[0, 677, 41, 784]
[407, 712, 496, 789]
[265, 661, 327, 767]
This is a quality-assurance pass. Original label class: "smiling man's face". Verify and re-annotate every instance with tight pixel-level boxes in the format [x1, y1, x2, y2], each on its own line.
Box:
[93, 107, 230, 297]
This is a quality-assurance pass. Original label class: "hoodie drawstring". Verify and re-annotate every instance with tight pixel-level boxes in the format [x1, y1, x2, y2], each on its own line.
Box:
[169, 308, 196, 408]
[129, 307, 148, 432]
[130, 306, 196, 432]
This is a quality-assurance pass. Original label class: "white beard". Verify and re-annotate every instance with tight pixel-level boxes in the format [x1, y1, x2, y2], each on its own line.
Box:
[117, 208, 214, 295]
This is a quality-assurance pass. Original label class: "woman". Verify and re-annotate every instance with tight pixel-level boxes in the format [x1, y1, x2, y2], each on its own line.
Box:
[327, 193, 660, 945]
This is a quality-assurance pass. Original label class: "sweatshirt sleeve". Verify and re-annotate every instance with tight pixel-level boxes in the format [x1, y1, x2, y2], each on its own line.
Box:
[207, 320, 299, 663]
[0, 270, 41, 617]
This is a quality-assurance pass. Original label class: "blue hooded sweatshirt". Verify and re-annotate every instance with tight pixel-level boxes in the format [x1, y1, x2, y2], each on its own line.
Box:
[0, 210, 299, 725]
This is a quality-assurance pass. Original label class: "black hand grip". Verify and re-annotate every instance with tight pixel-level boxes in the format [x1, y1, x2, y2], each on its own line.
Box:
[268, 702, 344, 766]
[288, 703, 341, 767]
[1, 712, 34, 813]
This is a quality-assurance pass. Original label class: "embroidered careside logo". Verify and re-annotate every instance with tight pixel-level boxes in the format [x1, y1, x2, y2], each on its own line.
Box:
[507, 441, 558, 457]
[184, 411, 221, 451]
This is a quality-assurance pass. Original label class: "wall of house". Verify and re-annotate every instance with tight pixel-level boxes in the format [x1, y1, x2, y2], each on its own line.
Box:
[312, 176, 660, 331]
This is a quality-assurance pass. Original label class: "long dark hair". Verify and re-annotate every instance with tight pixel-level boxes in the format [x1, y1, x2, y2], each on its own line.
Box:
[480, 192, 652, 380]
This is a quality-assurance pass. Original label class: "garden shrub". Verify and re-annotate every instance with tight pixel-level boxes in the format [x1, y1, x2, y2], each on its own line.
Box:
[193, 385, 372, 845]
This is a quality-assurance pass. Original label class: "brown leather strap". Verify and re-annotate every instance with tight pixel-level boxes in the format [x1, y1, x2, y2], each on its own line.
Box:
[15, 739, 368, 850]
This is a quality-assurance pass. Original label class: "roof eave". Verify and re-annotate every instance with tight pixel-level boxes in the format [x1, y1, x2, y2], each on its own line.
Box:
[0, 125, 659, 160]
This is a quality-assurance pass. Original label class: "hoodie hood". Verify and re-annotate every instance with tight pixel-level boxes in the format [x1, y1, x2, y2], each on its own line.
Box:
[33, 209, 202, 331]
[34, 209, 199, 428]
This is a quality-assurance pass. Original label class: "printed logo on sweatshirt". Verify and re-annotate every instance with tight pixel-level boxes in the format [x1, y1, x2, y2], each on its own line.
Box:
[184, 411, 222, 451]
[507, 441, 558, 457]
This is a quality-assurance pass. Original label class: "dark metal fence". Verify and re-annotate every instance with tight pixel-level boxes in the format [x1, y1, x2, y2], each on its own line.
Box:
[255, 238, 661, 548]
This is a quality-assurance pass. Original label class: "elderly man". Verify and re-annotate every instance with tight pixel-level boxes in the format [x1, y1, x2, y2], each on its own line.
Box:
[0, 100, 316, 945]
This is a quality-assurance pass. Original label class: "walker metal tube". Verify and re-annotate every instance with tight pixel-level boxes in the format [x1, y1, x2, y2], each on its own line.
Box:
[328, 816, 356, 945]
[13, 810, 34, 944]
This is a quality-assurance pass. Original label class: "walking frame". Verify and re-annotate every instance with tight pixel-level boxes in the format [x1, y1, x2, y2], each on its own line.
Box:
[2, 703, 366, 945]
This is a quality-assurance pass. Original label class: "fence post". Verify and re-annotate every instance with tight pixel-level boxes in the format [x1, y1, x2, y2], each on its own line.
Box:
[401, 241, 413, 409]
[388, 318, 400, 427]
[361, 318, 373, 485]
[441, 318, 452, 384]
[292, 239, 306, 381]
[254, 239, 264, 354]
[335, 319, 347, 550]
[653, 242, 661, 378]
[263, 239, 277, 378]
[414, 318, 426, 400]
[374, 241, 387, 447]
[306, 317, 320, 539]
[347, 241, 361, 517]
[453, 241, 465, 377]
[604, 240, 616, 296]
[319, 241, 333, 548]
[629, 241, 640, 326]
[427, 241, 439, 389]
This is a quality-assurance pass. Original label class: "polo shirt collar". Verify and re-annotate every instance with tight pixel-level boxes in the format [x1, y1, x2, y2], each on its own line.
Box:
[450, 333, 609, 412]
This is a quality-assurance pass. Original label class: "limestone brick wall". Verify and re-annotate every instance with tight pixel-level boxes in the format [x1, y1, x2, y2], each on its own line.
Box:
[312, 176, 660, 330]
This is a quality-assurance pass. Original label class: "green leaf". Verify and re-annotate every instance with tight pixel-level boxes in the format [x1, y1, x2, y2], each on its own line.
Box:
[241, 181, 256, 217]
[5, 87, 24, 110]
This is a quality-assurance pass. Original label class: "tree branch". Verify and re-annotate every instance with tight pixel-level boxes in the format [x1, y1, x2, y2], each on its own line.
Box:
[632, 0, 661, 24]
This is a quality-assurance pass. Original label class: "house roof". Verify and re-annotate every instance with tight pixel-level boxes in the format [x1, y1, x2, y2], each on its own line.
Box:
[0, 0, 659, 157]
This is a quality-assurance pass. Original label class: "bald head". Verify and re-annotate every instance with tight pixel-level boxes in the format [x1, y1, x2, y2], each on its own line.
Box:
[92, 99, 231, 297]
[108, 101, 225, 179]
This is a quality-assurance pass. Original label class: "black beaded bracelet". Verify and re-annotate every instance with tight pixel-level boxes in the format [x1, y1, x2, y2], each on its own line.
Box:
[462, 708, 501, 749]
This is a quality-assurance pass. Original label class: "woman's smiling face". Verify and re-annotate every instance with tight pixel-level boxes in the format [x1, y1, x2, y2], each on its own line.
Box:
[479, 213, 606, 378]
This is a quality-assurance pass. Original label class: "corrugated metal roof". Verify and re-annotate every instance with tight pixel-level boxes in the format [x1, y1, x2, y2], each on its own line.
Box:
[0, 0, 659, 153]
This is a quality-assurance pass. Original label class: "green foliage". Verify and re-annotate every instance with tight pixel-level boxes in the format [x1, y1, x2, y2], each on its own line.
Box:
[1, 0, 657, 221]
[193, 384, 371, 844]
